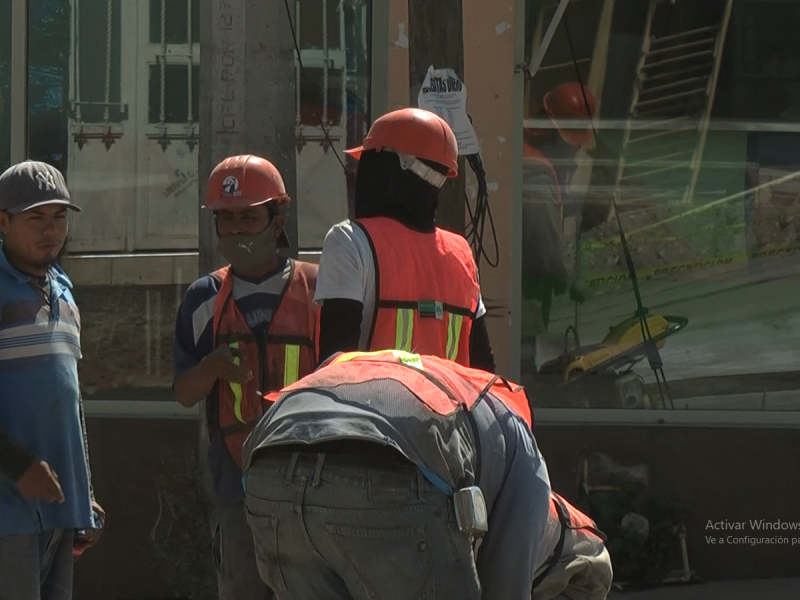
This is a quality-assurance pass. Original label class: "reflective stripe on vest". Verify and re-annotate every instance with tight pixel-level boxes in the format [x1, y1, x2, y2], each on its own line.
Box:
[395, 308, 414, 352]
[229, 340, 245, 424]
[356, 218, 480, 367]
[284, 344, 300, 386]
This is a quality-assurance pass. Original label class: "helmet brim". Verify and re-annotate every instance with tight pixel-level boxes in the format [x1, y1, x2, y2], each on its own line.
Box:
[202, 194, 291, 211]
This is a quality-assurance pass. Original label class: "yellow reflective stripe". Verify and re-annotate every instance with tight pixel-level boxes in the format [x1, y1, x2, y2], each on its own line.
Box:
[392, 350, 424, 370]
[229, 341, 245, 424]
[446, 313, 463, 361]
[395, 308, 414, 352]
[284, 344, 300, 386]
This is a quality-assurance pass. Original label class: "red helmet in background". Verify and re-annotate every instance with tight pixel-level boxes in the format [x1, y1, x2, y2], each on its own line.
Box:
[203, 155, 290, 211]
[543, 82, 597, 147]
[346, 108, 459, 183]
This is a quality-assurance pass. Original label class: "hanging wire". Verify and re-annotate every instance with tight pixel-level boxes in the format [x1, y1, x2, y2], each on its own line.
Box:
[464, 152, 500, 269]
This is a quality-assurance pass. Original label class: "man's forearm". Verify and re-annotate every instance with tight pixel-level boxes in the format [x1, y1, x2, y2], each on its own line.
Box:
[318, 299, 363, 365]
[173, 363, 217, 408]
[469, 316, 496, 374]
[0, 427, 35, 482]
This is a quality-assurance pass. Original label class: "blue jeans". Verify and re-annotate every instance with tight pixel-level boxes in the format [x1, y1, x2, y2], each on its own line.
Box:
[0, 529, 74, 600]
[211, 500, 275, 600]
[244, 450, 481, 600]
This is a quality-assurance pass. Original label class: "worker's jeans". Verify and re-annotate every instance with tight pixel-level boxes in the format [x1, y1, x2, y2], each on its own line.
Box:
[211, 500, 275, 600]
[244, 451, 482, 600]
[0, 528, 74, 600]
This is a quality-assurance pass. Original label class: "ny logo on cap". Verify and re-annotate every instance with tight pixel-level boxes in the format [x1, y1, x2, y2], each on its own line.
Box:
[36, 171, 57, 192]
[222, 176, 239, 196]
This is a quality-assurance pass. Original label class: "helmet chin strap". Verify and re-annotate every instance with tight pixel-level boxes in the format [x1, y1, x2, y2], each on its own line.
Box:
[381, 148, 447, 188]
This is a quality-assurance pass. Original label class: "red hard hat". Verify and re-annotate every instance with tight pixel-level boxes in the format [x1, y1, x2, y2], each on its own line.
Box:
[203, 155, 290, 211]
[543, 82, 597, 147]
[345, 108, 458, 178]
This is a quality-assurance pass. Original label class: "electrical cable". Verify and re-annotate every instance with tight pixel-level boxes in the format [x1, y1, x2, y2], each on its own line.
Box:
[560, 12, 675, 409]
[463, 150, 500, 269]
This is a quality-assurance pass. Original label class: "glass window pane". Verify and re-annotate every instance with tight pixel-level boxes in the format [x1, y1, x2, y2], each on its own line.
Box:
[299, 0, 342, 49]
[164, 0, 189, 44]
[149, 0, 161, 43]
[149, 63, 191, 124]
[520, 0, 800, 411]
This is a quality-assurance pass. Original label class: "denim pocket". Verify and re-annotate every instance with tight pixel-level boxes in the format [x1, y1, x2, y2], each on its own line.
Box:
[325, 523, 435, 600]
[245, 511, 288, 593]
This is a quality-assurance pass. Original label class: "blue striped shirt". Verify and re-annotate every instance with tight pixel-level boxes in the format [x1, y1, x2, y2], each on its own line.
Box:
[0, 245, 95, 535]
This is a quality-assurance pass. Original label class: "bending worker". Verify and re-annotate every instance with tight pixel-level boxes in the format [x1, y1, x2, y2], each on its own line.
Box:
[241, 349, 551, 599]
[522, 82, 595, 370]
[314, 107, 495, 371]
[172, 155, 318, 599]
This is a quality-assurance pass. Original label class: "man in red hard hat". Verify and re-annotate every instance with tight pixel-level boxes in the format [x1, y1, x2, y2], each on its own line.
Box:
[314, 107, 496, 372]
[172, 155, 318, 599]
[522, 82, 596, 371]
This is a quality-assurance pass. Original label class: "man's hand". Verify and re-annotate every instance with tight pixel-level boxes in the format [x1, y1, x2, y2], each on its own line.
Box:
[74, 500, 106, 556]
[17, 460, 64, 503]
[200, 345, 253, 384]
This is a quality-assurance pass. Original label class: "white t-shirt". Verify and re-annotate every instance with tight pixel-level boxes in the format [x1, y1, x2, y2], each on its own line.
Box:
[314, 219, 487, 350]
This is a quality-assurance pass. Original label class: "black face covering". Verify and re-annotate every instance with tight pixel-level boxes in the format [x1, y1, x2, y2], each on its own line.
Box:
[352, 150, 448, 233]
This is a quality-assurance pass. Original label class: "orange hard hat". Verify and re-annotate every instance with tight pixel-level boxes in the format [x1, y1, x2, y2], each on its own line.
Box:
[203, 154, 290, 211]
[543, 82, 597, 147]
[345, 108, 459, 178]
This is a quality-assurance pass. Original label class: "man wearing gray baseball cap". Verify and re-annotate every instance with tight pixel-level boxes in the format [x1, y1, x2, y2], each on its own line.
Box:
[0, 160, 104, 600]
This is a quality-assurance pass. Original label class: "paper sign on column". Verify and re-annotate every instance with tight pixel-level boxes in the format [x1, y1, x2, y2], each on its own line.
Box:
[417, 65, 481, 156]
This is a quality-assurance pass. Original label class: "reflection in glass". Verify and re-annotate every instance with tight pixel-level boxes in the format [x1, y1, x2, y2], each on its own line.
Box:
[522, 0, 800, 411]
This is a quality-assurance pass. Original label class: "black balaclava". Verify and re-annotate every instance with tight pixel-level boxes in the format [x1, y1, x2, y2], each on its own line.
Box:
[353, 150, 449, 233]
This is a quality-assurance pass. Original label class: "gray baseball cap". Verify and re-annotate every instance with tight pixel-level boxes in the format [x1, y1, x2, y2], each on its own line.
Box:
[0, 160, 81, 214]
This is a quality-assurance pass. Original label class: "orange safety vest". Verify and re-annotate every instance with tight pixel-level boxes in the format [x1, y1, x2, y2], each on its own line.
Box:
[211, 260, 319, 470]
[270, 349, 532, 428]
[355, 217, 480, 367]
[523, 142, 563, 232]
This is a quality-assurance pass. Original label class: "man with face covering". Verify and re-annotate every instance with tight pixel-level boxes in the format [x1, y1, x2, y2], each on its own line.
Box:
[172, 155, 318, 600]
[315, 107, 495, 372]
[522, 82, 596, 371]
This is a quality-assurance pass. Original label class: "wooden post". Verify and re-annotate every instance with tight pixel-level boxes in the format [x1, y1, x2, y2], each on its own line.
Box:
[407, 0, 466, 234]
